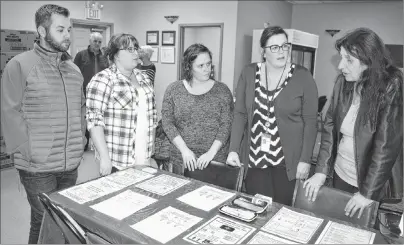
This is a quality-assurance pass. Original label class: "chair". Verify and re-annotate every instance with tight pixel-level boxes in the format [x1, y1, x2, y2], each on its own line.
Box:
[38, 193, 88, 244]
[292, 181, 379, 228]
[184, 161, 245, 191]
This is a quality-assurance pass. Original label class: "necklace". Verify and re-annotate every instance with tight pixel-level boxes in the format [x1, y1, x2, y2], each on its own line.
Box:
[264, 63, 287, 128]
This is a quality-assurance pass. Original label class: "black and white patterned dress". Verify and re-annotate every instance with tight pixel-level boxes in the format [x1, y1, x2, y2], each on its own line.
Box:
[249, 63, 295, 168]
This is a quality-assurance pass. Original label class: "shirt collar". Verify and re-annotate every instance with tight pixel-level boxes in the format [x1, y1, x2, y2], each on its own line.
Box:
[34, 42, 71, 64]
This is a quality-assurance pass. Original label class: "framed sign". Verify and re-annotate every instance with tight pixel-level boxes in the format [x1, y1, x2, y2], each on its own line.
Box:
[162, 31, 175, 46]
[146, 31, 159, 45]
[160, 47, 175, 64]
[150, 47, 159, 63]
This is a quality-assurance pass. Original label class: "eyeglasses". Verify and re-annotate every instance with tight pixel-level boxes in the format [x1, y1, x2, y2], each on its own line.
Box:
[264, 43, 292, 53]
[120, 46, 139, 53]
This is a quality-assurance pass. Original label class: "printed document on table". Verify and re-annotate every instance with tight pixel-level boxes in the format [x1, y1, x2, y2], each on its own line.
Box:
[135, 174, 190, 196]
[261, 207, 323, 243]
[59, 177, 122, 204]
[90, 190, 157, 220]
[183, 215, 256, 244]
[315, 221, 375, 244]
[105, 168, 154, 187]
[131, 206, 202, 244]
[177, 185, 236, 211]
[247, 231, 298, 244]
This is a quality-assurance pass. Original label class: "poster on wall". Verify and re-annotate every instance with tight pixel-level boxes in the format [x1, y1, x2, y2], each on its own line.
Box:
[146, 31, 159, 45]
[160, 47, 175, 64]
[162, 31, 176, 46]
[150, 47, 159, 62]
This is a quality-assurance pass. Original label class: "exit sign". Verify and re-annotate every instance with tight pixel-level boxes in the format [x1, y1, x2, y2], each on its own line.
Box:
[86, 8, 101, 20]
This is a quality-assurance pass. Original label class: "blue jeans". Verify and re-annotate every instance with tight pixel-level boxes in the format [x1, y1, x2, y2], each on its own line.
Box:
[18, 168, 78, 244]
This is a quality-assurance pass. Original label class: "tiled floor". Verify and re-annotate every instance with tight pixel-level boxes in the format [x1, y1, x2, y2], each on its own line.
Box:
[0, 151, 98, 244]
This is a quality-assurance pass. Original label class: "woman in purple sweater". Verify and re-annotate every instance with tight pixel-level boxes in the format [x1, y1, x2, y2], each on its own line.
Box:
[162, 44, 234, 183]
[226, 26, 318, 205]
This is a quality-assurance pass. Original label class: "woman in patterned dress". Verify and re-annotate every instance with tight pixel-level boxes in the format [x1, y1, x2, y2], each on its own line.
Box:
[226, 26, 318, 205]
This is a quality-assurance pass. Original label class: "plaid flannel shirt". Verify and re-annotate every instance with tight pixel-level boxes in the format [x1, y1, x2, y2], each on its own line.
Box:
[86, 63, 157, 168]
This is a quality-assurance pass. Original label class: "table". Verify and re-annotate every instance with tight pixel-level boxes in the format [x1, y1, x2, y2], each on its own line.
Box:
[38, 166, 388, 244]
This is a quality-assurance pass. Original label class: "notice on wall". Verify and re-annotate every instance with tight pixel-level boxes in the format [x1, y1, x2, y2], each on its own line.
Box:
[135, 174, 190, 196]
[131, 206, 202, 244]
[315, 221, 375, 244]
[177, 185, 235, 211]
[261, 207, 323, 244]
[90, 190, 157, 220]
[183, 215, 256, 244]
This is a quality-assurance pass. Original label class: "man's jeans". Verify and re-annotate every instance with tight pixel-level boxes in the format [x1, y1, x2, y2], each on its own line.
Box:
[18, 168, 78, 244]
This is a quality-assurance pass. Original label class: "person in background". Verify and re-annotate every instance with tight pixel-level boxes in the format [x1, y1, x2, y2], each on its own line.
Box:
[304, 28, 403, 218]
[137, 45, 156, 86]
[74, 32, 109, 151]
[226, 26, 318, 206]
[1, 4, 86, 243]
[162, 44, 234, 181]
[86, 33, 157, 176]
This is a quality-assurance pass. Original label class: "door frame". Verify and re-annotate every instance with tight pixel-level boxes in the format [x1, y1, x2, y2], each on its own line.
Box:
[70, 18, 114, 56]
[178, 23, 224, 81]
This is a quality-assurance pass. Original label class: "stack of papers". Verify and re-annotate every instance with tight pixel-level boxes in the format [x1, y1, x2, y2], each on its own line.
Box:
[135, 174, 190, 196]
[90, 190, 158, 220]
[131, 206, 202, 243]
[177, 185, 235, 211]
[261, 207, 323, 243]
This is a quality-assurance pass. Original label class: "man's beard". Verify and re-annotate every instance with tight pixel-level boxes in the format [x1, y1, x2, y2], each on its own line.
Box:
[45, 30, 70, 52]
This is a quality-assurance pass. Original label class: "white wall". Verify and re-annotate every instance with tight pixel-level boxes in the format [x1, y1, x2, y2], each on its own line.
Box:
[0, 1, 129, 33]
[291, 2, 403, 99]
[126, 1, 238, 117]
[233, 1, 293, 93]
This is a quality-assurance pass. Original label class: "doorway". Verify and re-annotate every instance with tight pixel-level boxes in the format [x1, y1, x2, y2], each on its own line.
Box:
[178, 23, 224, 81]
[70, 18, 114, 58]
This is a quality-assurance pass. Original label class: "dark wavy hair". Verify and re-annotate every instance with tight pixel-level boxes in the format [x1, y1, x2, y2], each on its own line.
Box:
[105, 33, 139, 63]
[35, 4, 70, 31]
[182, 43, 212, 85]
[336, 28, 403, 128]
[260, 26, 288, 62]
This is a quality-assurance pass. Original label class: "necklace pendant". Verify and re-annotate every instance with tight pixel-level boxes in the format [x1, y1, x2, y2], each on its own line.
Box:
[265, 122, 270, 128]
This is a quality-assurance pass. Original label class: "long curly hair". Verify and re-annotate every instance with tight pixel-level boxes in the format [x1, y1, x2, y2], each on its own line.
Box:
[336, 28, 403, 128]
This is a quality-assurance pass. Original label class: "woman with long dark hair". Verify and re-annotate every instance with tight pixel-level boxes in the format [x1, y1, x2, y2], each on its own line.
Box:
[304, 28, 403, 218]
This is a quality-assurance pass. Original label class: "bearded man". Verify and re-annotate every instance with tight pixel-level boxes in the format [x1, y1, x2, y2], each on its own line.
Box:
[0, 4, 85, 243]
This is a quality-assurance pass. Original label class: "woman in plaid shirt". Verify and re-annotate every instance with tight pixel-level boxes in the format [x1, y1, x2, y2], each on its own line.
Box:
[86, 33, 157, 176]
